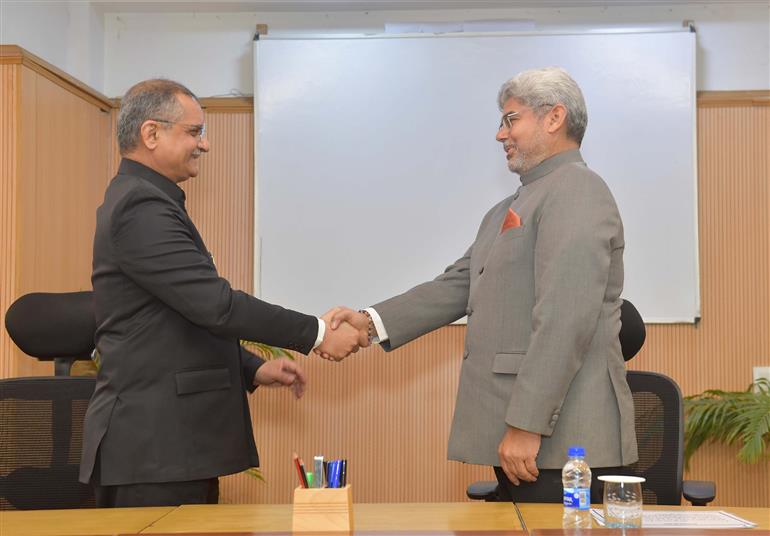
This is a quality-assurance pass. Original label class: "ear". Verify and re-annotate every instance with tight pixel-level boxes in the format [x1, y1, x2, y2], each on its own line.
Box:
[139, 120, 161, 150]
[544, 103, 568, 134]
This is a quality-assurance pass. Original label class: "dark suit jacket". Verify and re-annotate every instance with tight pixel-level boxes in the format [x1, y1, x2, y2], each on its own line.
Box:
[80, 158, 318, 486]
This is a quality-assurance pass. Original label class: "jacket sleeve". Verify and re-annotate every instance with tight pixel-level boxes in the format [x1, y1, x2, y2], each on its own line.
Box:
[373, 247, 472, 351]
[240, 345, 266, 393]
[111, 189, 318, 354]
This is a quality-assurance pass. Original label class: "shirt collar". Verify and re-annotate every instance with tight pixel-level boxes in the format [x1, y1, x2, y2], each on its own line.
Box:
[118, 158, 187, 208]
[519, 148, 584, 186]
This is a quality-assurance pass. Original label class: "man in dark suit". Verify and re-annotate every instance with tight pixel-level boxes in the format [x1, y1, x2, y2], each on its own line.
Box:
[80, 79, 364, 507]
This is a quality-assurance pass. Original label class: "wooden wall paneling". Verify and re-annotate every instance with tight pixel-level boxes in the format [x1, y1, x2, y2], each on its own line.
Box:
[629, 103, 770, 506]
[0, 64, 20, 379]
[13, 67, 111, 377]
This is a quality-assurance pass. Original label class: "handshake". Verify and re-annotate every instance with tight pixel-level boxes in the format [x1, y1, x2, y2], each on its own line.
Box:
[315, 307, 372, 361]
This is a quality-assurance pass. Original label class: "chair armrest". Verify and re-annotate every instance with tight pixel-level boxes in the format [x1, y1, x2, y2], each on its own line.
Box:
[466, 480, 499, 501]
[683, 479, 716, 506]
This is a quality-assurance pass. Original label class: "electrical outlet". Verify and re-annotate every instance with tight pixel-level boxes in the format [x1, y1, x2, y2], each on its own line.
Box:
[753, 366, 770, 383]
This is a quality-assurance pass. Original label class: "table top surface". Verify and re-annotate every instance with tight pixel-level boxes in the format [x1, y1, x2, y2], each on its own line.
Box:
[516, 503, 770, 531]
[1, 502, 768, 536]
[142, 502, 523, 534]
[0, 506, 175, 536]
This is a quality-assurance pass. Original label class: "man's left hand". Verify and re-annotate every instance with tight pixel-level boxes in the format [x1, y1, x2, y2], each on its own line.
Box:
[253, 357, 306, 399]
[498, 426, 541, 486]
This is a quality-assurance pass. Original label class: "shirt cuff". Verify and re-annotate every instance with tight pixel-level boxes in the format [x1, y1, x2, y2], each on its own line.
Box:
[364, 307, 389, 343]
[312, 317, 326, 350]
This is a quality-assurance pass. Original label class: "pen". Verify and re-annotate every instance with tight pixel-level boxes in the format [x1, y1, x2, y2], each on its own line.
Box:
[293, 452, 309, 488]
[313, 455, 324, 488]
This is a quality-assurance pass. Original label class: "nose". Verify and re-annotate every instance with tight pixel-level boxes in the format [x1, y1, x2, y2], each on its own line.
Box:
[496, 127, 509, 143]
[198, 137, 210, 152]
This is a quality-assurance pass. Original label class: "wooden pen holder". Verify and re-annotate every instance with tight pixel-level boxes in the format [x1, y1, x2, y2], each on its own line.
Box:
[292, 485, 353, 532]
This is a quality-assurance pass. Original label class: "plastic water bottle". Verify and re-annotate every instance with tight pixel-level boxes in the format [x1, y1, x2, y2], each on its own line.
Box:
[562, 445, 592, 529]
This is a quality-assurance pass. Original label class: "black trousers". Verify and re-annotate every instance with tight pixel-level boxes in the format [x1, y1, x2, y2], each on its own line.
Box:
[494, 465, 630, 503]
[94, 478, 219, 508]
[92, 449, 219, 508]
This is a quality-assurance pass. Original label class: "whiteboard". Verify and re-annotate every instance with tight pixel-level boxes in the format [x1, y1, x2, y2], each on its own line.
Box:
[254, 31, 699, 323]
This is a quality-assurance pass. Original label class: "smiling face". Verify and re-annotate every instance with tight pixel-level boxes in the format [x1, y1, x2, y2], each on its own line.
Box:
[148, 94, 209, 183]
[495, 98, 552, 175]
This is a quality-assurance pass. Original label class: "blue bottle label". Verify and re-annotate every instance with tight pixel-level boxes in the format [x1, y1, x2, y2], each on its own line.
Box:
[563, 487, 590, 510]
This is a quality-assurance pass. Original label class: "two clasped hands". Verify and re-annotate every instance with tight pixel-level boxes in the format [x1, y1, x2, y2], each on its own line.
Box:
[315, 306, 371, 361]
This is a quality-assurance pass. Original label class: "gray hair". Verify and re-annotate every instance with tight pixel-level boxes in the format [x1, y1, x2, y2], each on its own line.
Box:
[497, 67, 588, 145]
[117, 79, 198, 154]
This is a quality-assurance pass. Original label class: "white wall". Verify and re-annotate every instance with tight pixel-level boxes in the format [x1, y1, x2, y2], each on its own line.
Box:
[0, 1, 104, 92]
[102, 3, 769, 97]
[2, 2, 767, 96]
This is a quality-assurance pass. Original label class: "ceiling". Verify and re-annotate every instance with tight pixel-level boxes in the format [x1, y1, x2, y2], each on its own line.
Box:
[92, 0, 770, 13]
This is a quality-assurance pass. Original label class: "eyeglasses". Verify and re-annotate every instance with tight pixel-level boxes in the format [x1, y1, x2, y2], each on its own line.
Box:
[498, 111, 519, 131]
[151, 119, 206, 140]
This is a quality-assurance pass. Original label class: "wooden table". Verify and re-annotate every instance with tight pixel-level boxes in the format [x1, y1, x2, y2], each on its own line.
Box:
[140, 502, 524, 533]
[516, 503, 770, 533]
[0, 506, 174, 536]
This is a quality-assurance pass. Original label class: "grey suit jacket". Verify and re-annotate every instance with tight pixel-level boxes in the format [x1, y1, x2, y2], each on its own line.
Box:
[373, 150, 638, 469]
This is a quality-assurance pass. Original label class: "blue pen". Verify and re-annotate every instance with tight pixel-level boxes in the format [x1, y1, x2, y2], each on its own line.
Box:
[329, 460, 341, 488]
[333, 459, 342, 488]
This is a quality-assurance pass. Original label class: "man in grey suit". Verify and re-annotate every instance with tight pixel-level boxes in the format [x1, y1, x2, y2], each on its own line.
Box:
[326, 67, 638, 501]
[81, 79, 365, 507]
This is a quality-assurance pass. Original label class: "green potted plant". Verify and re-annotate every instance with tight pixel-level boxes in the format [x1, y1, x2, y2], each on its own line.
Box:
[684, 378, 770, 468]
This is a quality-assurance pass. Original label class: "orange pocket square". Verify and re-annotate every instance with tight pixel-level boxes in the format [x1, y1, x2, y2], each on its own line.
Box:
[500, 208, 522, 233]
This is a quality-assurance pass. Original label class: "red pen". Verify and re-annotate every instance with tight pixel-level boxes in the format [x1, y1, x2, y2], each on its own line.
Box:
[293, 452, 309, 488]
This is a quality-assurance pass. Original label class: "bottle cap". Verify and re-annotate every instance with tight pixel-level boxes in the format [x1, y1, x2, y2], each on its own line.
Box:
[567, 445, 585, 457]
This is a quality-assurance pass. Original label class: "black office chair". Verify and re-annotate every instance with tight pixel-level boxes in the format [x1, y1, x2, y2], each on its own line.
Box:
[466, 300, 716, 505]
[5, 291, 96, 376]
[0, 376, 97, 510]
[626, 371, 716, 505]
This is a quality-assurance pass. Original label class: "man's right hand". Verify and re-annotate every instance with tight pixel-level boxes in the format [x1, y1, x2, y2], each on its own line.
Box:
[316, 307, 367, 361]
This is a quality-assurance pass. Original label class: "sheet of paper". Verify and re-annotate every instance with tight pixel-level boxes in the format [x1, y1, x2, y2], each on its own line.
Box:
[590, 508, 758, 529]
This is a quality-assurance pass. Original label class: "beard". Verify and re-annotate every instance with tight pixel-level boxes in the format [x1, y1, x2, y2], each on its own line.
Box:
[506, 126, 549, 175]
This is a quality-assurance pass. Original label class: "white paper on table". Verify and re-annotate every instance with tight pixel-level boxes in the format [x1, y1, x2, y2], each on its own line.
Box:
[590, 508, 758, 529]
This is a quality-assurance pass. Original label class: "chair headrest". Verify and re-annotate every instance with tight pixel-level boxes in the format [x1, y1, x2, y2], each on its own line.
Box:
[620, 299, 646, 361]
[5, 292, 96, 359]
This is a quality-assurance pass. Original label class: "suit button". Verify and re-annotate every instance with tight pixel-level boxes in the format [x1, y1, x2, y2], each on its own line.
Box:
[463, 349, 469, 359]
[465, 307, 473, 316]
[478, 266, 484, 275]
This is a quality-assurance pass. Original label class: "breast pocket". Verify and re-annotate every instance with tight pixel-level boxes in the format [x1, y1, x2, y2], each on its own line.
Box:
[497, 224, 529, 241]
[175, 367, 231, 395]
[492, 351, 526, 374]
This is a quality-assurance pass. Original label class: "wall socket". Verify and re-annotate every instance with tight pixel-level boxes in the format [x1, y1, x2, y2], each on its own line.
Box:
[753, 366, 770, 383]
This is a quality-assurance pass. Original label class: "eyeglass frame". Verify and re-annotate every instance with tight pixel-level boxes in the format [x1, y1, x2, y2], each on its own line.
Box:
[498, 111, 520, 131]
[497, 103, 557, 132]
[150, 118, 207, 140]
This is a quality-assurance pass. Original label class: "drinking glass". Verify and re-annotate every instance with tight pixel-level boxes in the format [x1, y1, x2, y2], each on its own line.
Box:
[598, 475, 645, 528]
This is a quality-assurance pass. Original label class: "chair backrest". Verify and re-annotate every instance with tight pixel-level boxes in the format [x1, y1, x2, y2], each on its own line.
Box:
[0, 376, 96, 510]
[5, 292, 96, 375]
[626, 370, 684, 505]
